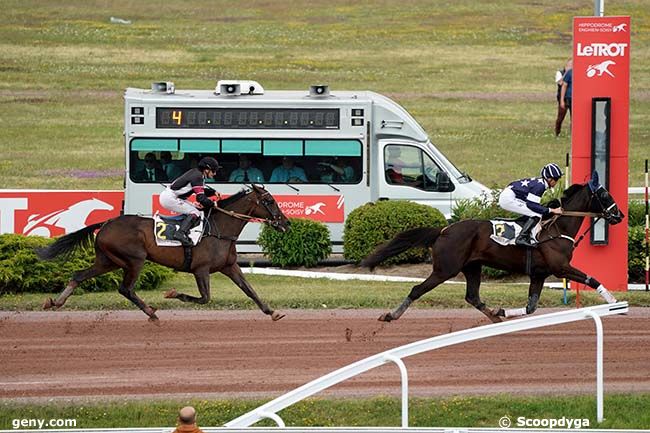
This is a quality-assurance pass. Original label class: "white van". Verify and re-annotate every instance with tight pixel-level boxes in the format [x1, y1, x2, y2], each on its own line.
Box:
[123, 81, 488, 251]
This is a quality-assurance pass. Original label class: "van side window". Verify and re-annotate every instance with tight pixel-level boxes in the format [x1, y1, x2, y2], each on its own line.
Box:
[384, 144, 454, 192]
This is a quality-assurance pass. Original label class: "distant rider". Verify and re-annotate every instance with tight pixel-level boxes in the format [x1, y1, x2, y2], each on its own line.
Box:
[159, 156, 221, 246]
[498, 163, 564, 247]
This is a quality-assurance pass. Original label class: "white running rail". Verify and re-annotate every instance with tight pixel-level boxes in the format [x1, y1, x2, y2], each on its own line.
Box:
[225, 302, 629, 428]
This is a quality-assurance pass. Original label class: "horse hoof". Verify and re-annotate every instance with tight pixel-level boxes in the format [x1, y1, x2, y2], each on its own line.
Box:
[378, 313, 393, 322]
[148, 315, 161, 326]
[271, 311, 285, 321]
[42, 298, 54, 310]
[164, 289, 178, 299]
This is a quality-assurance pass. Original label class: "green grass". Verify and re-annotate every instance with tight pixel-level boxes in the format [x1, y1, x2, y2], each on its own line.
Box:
[1, 0, 649, 189]
[2, 273, 648, 311]
[2, 395, 650, 429]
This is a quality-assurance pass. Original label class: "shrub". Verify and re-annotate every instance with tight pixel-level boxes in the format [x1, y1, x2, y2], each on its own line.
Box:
[628, 226, 647, 283]
[258, 218, 331, 267]
[343, 200, 447, 264]
[628, 200, 645, 227]
[0, 234, 174, 295]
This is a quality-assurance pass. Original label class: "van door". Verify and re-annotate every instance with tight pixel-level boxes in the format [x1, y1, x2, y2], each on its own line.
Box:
[376, 140, 455, 218]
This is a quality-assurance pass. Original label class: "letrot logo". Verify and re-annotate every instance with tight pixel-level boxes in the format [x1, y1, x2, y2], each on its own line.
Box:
[613, 23, 627, 32]
[587, 60, 616, 78]
[305, 202, 326, 216]
[23, 198, 114, 236]
[576, 42, 628, 57]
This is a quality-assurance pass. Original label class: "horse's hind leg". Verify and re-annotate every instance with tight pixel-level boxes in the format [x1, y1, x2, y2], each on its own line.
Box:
[380, 268, 455, 322]
[462, 262, 502, 323]
[117, 260, 159, 322]
[43, 249, 118, 310]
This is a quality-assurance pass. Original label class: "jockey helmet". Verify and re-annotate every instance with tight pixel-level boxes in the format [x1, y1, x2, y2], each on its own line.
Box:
[198, 156, 221, 172]
[540, 163, 563, 180]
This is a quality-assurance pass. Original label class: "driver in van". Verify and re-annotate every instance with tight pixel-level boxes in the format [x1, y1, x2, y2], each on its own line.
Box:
[498, 163, 564, 247]
[159, 156, 221, 246]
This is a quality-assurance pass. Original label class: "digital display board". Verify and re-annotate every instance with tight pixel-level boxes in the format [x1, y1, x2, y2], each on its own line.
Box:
[156, 108, 339, 129]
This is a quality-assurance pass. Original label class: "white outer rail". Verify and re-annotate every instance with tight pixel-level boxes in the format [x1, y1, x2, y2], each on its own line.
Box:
[225, 302, 629, 428]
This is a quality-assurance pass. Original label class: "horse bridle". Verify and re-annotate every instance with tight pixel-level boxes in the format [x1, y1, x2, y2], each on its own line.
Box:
[541, 185, 618, 247]
[213, 190, 282, 224]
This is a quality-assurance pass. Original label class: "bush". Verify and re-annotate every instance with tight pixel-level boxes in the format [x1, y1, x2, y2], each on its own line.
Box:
[258, 218, 331, 267]
[343, 200, 447, 264]
[628, 226, 647, 283]
[0, 234, 174, 295]
[628, 200, 646, 227]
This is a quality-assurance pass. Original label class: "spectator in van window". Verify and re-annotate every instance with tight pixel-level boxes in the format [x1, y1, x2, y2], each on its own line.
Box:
[134, 152, 167, 182]
[385, 146, 406, 184]
[229, 154, 265, 183]
[318, 157, 355, 183]
[270, 157, 307, 183]
[160, 151, 184, 181]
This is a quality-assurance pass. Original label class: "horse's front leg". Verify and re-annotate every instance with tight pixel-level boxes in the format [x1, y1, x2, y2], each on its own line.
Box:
[494, 276, 545, 319]
[220, 263, 284, 321]
[552, 264, 617, 304]
[164, 268, 211, 304]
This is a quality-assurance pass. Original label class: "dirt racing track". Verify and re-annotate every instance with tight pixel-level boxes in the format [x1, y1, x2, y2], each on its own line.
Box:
[1, 308, 649, 402]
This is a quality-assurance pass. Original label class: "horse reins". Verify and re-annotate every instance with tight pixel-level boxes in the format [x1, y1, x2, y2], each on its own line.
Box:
[204, 191, 281, 241]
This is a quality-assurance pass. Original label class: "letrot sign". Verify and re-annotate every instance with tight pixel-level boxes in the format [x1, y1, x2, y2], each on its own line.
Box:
[571, 16, 630, 291]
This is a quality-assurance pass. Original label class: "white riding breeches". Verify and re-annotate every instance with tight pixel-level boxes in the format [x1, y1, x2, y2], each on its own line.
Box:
[159, 188, 201, 217]
[498, 188, 542, 218]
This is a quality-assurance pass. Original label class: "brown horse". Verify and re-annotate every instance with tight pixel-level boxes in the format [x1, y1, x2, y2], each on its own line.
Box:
[37, 185, 290, 322]
[361, 172, 624, 323]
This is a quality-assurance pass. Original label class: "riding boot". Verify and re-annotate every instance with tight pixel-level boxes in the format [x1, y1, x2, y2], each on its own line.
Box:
[173, 214, 198, 247]
[515, 216, 541, 248]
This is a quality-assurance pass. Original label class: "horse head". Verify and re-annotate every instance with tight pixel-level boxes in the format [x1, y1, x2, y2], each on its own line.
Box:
[563, 171, 624, 224]
[248, 184, 291, 232]
[586, 171, 624, 224]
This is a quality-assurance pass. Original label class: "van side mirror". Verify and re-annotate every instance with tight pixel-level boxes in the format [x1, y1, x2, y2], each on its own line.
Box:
[436, 172, 454, 192]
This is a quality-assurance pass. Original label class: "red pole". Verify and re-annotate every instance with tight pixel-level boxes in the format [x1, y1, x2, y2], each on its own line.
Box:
[645, 159, 650, 292]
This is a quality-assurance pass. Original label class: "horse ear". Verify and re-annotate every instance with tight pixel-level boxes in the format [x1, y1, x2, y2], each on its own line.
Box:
[588, 171, 600, 192]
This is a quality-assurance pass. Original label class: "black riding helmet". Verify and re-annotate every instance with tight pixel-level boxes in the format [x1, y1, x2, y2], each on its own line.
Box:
[198, 156, 221, 174]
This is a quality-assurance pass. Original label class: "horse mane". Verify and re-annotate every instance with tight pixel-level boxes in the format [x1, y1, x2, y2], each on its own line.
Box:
[217, 189, 249, 208]
[562, 183, 584, 200]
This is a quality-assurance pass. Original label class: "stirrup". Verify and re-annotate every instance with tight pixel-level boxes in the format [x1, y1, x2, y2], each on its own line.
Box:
[515, 237, 536, 248]
[173, 232, 192, 247]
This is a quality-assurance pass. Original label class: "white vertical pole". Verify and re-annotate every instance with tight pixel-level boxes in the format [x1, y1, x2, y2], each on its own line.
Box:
[384, 355, 409, 428]
[594, 0, 604, 16]
[586, 311, 604, 422]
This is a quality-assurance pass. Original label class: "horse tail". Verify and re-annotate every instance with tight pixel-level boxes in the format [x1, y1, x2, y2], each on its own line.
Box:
[360, 227, 442, 270]
[35, 222, 105, 261]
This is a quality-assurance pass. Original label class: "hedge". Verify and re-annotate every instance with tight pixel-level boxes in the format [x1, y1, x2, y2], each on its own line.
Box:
[343, 200, 447, 265]
[258, 218, 331, 267]
[0, 234, 174, 295]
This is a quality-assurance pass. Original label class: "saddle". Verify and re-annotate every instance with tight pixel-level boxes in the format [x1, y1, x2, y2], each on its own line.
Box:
[489, 217, 541, 246]
[153, 213, 204, 247]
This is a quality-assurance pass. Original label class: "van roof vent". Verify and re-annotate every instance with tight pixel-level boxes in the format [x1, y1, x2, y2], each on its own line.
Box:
[151, 82, 175, 94]
[309, 84, 330, 98]
[216, 80, 264, 96]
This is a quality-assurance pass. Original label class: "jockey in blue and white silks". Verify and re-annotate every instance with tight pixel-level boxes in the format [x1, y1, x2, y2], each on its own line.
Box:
[498, 163, 564, 247]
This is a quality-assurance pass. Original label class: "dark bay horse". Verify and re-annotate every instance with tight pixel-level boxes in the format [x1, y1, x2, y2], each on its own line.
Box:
[37, 185, 290, 322]
[361, 172, 624, 323]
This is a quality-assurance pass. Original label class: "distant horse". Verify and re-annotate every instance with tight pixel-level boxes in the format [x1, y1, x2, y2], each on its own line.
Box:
[37, 185, 290, 322]
[361, 172, 624, 323]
